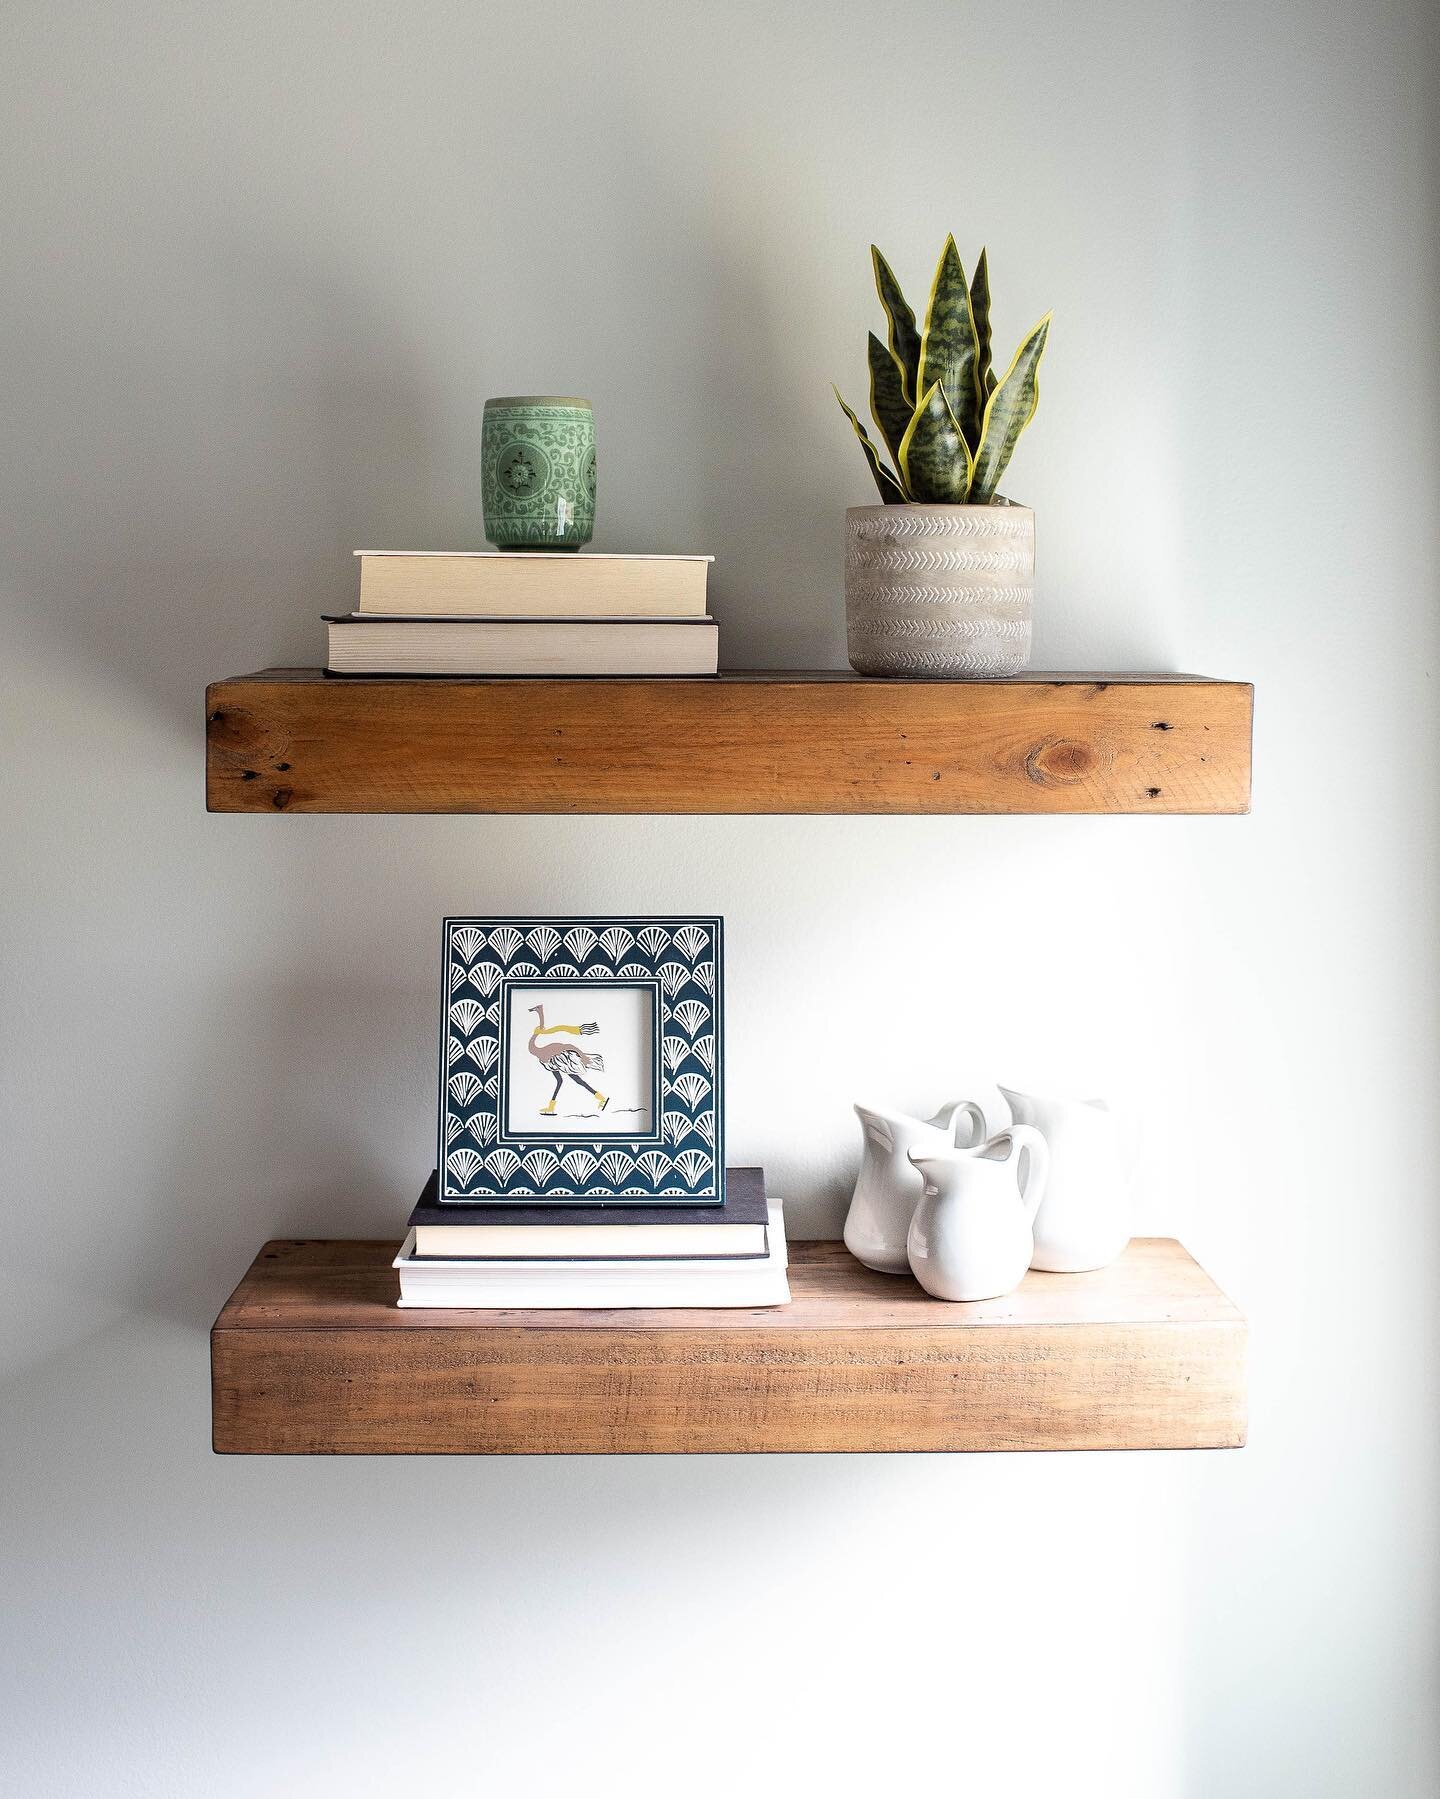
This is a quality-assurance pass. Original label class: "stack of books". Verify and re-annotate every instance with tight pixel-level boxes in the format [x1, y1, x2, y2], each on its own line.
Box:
[325, 550, 718, 676]
[392, 1166, 788, 1308]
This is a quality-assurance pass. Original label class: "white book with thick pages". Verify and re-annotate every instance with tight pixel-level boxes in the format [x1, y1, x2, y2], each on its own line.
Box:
[355, 551, 712, 618]
[393, 1203, 790, 1309]
[324, 614, 719, 676]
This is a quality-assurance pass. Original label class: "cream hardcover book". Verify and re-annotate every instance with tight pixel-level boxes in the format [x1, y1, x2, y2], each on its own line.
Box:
[356, 551, 713, 617]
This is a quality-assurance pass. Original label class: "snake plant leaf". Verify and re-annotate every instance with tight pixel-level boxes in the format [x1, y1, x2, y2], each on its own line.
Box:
[917, 234, 983, 454]
[969, 313, 1052, 503]
[833, 385, 906, 503]
[867, 331, 912, 464]
[871, 246, 921, 409]
[898, 381, 974, 504]
[970, 248, 995, 397]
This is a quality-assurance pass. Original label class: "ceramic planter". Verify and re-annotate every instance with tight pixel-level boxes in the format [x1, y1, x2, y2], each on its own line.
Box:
[845, 502, 1034, 678]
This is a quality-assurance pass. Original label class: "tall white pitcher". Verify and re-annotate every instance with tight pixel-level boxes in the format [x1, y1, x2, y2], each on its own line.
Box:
[844, 1101, 988, 1273]
[998, 1086, 1130, 1272]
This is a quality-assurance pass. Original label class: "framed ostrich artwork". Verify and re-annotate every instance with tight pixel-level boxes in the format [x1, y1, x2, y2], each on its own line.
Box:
[436, 916, 724, 1204]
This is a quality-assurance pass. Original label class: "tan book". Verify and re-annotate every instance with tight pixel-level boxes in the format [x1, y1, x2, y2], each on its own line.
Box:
[355, 550, 712, 617]
[323, 614, 719, 677]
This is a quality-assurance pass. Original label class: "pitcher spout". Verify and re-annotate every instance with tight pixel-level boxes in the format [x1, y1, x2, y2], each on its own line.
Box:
[853, 1101, 901, 1151]
[908, 1144, 966, 1184]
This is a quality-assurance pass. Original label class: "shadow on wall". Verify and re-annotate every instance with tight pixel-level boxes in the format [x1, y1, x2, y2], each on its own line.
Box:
[0, 1301, 925, 1789]
[1, 1292, 1191, 1792]
[7, 243, 444, 734]
[685, 173, 852, 670]
[11, 184, 860, 741]
[139, 966, 446, 1336]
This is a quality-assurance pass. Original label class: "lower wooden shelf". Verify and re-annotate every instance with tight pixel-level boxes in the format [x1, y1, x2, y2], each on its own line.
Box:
[211, 1238, 1246, 1455]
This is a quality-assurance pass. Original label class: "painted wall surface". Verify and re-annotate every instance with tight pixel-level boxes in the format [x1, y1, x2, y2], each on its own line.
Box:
[2, 3, 1437, 1793]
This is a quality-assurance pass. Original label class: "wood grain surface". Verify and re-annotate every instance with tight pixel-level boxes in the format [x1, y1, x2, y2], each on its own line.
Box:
[211, 1238, 1248, 1454]
[205, 669, 1253, 815]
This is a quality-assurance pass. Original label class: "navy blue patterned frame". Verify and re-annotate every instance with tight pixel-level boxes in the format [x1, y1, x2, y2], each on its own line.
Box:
[437, 916, 724, 1205]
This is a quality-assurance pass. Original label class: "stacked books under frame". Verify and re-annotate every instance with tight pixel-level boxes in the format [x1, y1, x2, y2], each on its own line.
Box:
[393, 1167, 789, 1308]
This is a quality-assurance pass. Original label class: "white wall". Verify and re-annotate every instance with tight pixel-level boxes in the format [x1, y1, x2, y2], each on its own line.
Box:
[2, 2, 1437, 1793]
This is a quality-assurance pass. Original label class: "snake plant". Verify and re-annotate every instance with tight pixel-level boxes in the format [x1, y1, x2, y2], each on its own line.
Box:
[834, 235, 1051, 505]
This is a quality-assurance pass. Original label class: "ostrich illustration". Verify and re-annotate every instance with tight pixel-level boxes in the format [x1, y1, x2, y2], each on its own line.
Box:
[528, 1004, 608, 1115]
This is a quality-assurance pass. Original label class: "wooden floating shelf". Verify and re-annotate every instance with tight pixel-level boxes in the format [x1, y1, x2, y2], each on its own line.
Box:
[205, 669, 1252, 815]
[211, 1237, 1246, 1455]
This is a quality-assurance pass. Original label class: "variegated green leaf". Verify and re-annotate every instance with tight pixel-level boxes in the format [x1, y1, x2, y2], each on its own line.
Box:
[970, 248, 995, 397]
[833, 385, 906, 503]
[970, 313, 1052, 503]
[918, 234, 983, 453]
[898, 381, 973, 504]
[871, 246, 921, 409]
[867, 331, 912, 465]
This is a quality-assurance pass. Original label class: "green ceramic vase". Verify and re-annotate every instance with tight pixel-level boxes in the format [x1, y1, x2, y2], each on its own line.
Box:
[482, 396, 596, 550]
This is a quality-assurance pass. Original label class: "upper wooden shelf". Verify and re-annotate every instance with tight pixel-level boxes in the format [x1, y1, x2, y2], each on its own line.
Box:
[211, 1237, 1246, 1455]
[205, 669, 1252, 815]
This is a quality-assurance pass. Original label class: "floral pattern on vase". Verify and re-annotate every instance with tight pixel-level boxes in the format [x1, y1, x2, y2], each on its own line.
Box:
[482, 396, 596, 550]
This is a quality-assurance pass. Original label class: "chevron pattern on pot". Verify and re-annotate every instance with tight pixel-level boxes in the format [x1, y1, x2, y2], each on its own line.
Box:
[854, 616, 1031, 640]
[845, 502, 1036, 677]
[843, 582, 1034, 611]
[849, 507, 1033, 541]
[844, 546, 1032, 575]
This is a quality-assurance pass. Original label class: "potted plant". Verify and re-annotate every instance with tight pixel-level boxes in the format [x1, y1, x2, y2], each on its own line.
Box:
[834, 236, 1050, 676]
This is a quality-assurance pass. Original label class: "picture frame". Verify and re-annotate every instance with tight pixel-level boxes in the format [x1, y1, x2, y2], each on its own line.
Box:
[437, 916, 724, 1204]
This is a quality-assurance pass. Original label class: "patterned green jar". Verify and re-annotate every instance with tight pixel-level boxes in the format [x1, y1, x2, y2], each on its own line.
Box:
[482, 396, 596, 550]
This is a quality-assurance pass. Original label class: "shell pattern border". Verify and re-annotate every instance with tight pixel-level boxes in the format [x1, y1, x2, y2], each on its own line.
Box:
[436, 916, 725, 1205]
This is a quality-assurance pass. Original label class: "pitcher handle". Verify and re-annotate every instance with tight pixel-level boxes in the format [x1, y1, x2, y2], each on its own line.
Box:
[948, 1101, 989, 1150]
[1004, 1125, 1051, 1223]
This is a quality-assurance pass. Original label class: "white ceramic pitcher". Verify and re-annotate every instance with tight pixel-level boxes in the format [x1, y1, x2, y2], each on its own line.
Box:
[844, 1101, 988, 1273]
[907, 1128, 1051, 1301]
[998, 1086, 1130, 1272]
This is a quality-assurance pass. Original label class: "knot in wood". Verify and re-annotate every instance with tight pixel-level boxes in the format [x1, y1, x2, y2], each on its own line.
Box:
[1025, 736, 1097, 786]
[207, 704, 292, 769]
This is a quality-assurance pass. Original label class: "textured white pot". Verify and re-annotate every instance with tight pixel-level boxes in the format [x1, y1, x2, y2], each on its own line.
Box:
[845, 501, 1035, 678]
